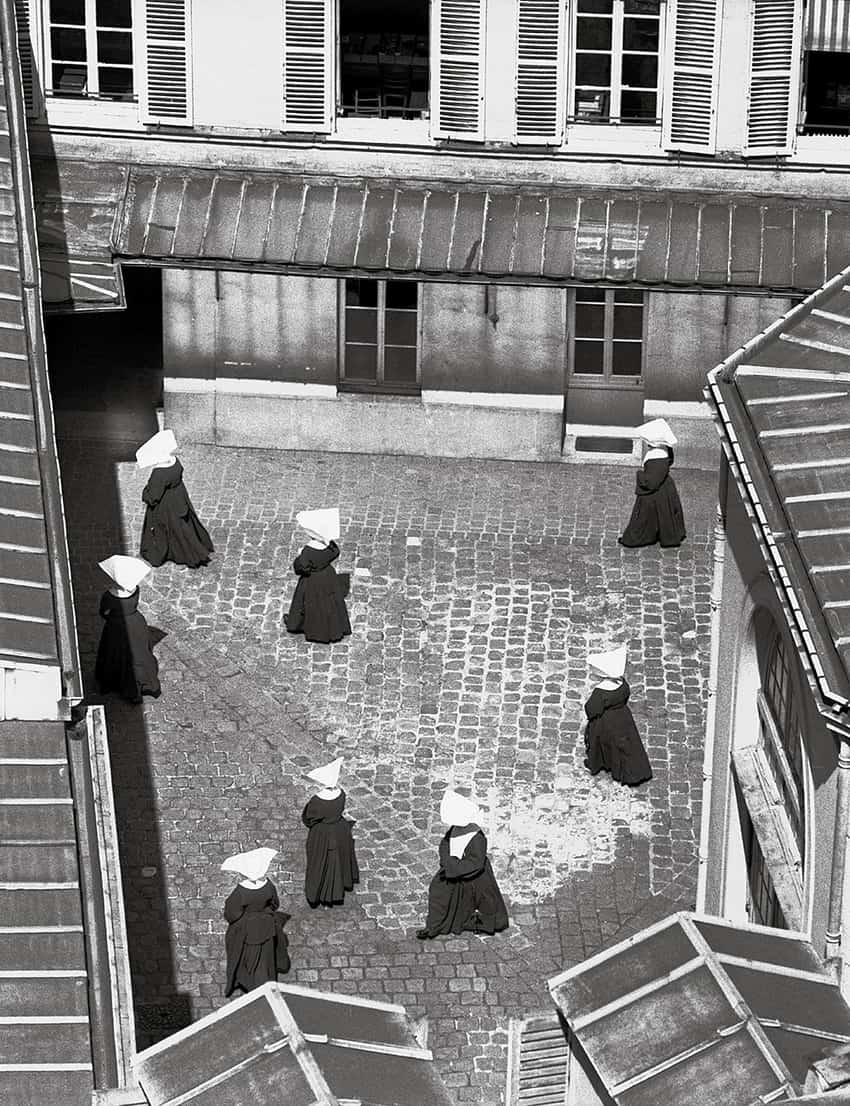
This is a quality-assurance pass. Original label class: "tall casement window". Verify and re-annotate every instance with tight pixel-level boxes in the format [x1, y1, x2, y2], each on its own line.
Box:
[741, 806, 786, 930]
[338, 0, 429, 119]
[571, 0, 663, 125]
[339, 279, 420, 393]
[568, 288, 645, 381]
[45, 0, 134, 99]
[801, 2, 850, 135]
[760, 632, 806, 856]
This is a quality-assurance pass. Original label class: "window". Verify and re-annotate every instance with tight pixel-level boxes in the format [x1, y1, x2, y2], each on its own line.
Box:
[741, 805, 786, 930]
[761, 633, 805, 855]
[46, 0, 133, 100]
[801, 51, 850, 135]
[569, 288, 644, 381]
[340, 279, 420, 392]
[339, 0, 429, 119]
[571, 0, 662, 125]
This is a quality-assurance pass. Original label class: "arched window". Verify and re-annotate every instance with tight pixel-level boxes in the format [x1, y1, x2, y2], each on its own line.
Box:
[760, 632, 805, 856]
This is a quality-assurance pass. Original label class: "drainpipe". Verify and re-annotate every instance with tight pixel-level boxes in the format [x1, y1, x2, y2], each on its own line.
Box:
[696, 461, 728, 911]
[825, 727, 850, 968]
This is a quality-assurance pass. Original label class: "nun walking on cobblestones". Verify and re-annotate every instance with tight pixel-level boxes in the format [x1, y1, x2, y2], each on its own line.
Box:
[583, 645, 652, 787]
[136, 429, 214, 569]
[222, 847, 290, 997]
[618, 418, 686, 549]
[95, 555, 161, 704]
[416, 790, 509, 940]
[285, 508, 351, 644]
[302, 757, 359, 908]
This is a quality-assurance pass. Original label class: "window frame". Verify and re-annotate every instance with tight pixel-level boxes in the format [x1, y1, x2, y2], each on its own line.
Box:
[338, 277, 422, 394]
[566, 286, 646, 387]
[759, 633, 806, 857]
[741, 803, 786, 929]
[568, 0, 665, 127]
[43, 0, 135, 102]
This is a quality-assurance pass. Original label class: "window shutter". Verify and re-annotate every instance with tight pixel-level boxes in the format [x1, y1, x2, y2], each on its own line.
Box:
[432, 0, 486, 140]
[282, 0, 334, 133]
[662, 0, 723, 153]
[138, 0, 193, 126]
[513, 0, 566, 145]
[744, 0, 803, 155]
[13, 0, 41, 117]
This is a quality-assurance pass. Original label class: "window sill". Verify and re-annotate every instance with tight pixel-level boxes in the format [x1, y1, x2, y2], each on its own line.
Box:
[41, 97, 141, 130]
[791, 133, 850, 165]
[564, 123, 663, 152]
[334, 115, 431, 144]
[337, 385, 422, 400]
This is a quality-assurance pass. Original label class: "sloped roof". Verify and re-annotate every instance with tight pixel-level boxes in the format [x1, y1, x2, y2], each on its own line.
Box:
[548, 912, 850, 1106]
[705, 263, 850, 711]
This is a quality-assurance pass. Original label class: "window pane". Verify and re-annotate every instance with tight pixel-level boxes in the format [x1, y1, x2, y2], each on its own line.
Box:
[345, 279, 378, 308]
[615, 289, 644, 304]
[575, 54, 612, 87]
[96, 0, 132, 27]
[613, 304, 642, 339]
[578, 0, 613, 11]
[51, 27, 86, 60]
[621, 90, 657, 120]
[623, 18, 659, 52]
[384, 346, 418, 384]
[576, 17, 612, 50]
[574, 340, 604, 374]
[622, 54, 658, 89]
[576, 287, 606, 303]
[625, 0, 660, 13]
[574, 89, 610, 119]
[98, 66, 134, 97]
[97, 31, 132, 65]
[385, 310, 417, 346]
[385, 281, 417, 309]
[344, 344, 378, 381]
[50, 0, 85, 24]
[612, 341, 642, 375]
[575, 302, 605, 338]
[345, 308, 378, 343]
[52, 63, 87, 94]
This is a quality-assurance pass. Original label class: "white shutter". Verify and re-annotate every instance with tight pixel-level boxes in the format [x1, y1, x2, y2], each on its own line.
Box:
[13, 0, 41, 117]
[282, 0, 334, 133]
[744, 0, 803, 155]
[432, 0, 486, 140]
[138, 0, 193, 126]
[662, 0, 723, 153]
[513, 0, 567, 145]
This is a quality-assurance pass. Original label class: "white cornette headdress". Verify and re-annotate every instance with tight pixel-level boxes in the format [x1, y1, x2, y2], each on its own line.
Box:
[220, 847, 277, 882]
[634, 418, 677, 448]
[307, 757, 343, 789]
[588, 644, 628, 680]
[135, 429, 178, 469]
[296, 508, 340, 545]
[98, 555, 152, 593]
[439, 789, 481, 827]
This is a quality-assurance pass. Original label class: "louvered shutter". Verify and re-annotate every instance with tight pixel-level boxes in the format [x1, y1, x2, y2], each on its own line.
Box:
[13, 0, 40, 117]
[506, 1015, 571, 1105]
[138, 0, 193, 126]
[744, 0, 803, 155]
[514, 0, 567, 144]
[282, 0, 334, 133]
[432, 0, 486, 140]
[662, 0, 723, 153]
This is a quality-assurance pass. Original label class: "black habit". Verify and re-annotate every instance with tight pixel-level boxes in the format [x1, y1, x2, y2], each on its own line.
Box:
[95, 588, 161, 703]
[223, 879, 290, 996]
[618, 446, 686, 549]
[417, 826, 509, 939]
[140, 458, 214, 569]
[302, 789, 359, 907]
[285, 541, 351, 644]
[584, 679, 653, 786]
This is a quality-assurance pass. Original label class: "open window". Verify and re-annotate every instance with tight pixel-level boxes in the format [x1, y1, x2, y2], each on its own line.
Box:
[44, 0, 134, 100]
[338, 0, 429, 120]
[801, 51, 850, 134]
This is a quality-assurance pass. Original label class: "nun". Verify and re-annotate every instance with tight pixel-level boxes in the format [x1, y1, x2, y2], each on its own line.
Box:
[222, 847, 289, 997]
[618, 418, 686, 549]
[137, 429, 214, 569]
[284, 508, 352, 644]
[301, 757, 359, 908]
[416, 789, 509, 940]
[95, 555, 161, 703]
[583, 645, 652, 787]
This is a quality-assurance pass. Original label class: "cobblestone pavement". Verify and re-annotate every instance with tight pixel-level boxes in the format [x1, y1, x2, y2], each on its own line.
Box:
[58, 438, 718, 1103]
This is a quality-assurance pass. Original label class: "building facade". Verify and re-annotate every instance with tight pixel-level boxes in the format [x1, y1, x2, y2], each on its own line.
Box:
[16, 0, 850, 461]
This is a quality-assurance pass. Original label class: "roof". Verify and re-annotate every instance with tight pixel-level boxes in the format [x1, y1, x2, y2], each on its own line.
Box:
[705, 262, 850, 711]
[132, 982, 455, 1106]
[548, 912, 850, 1106]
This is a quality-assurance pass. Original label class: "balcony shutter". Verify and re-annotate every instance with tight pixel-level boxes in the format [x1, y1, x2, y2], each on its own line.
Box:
[282, 0, 334, 133]
[513, 0, 567, 144]
[13, 0, 40, 117]
[662, 0, 723, 153]
[138, 0, 193, 126]
[744, 0, 802, 155]
[432, 0, 486, 140]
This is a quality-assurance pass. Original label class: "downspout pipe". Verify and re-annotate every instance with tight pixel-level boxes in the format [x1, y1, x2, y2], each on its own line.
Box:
[826, 725, 850, 968]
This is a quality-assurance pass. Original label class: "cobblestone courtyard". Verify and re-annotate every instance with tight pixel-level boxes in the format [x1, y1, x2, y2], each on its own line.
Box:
[58, 439, 718, 1103]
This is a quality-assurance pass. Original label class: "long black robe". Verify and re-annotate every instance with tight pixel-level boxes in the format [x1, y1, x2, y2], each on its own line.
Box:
[420, 826, 509, 938]
[140, 458, 214, 569]
[94, 589, 161, 703]
[302, 789, 359, 907]
[223, 879, 286, 996]
[285, 541, 351, 644]
[618, 446, 686, 549]
[584, 679, 652, 786]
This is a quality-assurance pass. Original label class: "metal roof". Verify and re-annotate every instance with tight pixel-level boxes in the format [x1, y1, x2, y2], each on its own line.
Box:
[705, 263, 850, 711]
[548, 912, 850, 1106]
[89, 163, 850, 292]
